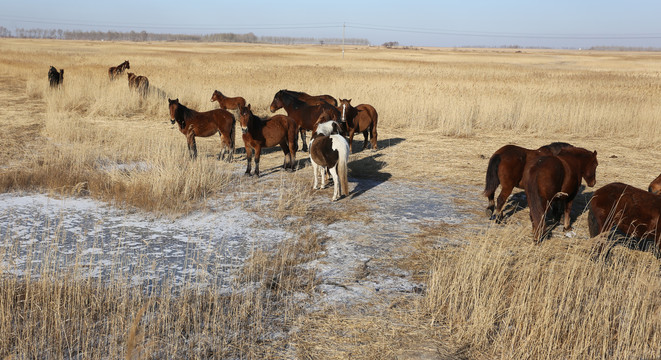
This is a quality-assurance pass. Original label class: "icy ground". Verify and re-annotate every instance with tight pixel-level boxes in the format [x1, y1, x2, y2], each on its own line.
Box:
[0, 179, 473, 304]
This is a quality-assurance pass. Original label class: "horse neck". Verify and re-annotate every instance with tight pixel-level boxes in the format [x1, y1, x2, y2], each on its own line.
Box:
[279, 92, 306, 112]
[175, 105, 195, 128]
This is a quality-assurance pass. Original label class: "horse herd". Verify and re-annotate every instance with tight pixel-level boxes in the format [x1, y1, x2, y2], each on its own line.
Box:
[46, 60, 659, 256]
[484, 143, 661, 256]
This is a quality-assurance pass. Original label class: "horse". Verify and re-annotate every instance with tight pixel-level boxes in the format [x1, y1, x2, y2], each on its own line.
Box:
[649, 173, 661, 195]
[108, 60, 130, 80]
[269, 90, 340, 152]
[278, 89, 338, 107]
[588, 182, 661, 257]
[484, 142, 575, 222]
[524, 147, 598, 242]
[337, 98, 378, 153]
[127, 72, 149, 96]
[238, 104, 299, 177]
[168, 98, 235, 161]
[310, 122, 350, 201]
[48, 66, 63, 88]
[210, 90, 246, 111]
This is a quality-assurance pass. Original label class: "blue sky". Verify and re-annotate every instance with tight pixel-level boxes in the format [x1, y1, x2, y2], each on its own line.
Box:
[2, 0, 661, 48]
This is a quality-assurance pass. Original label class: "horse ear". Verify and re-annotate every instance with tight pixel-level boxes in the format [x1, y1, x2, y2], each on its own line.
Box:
[593, 150, 597, 156]
[247, 104, 251, 110]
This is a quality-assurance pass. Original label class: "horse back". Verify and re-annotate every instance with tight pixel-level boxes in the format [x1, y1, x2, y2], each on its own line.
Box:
[355, 104, 378, 129]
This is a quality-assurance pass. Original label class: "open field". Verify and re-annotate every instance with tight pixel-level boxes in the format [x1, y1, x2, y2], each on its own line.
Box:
[0, 38, 660, 358]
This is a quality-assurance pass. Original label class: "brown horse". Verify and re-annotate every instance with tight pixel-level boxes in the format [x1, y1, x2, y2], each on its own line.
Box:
[588, 182, 661, 256]
[269, 90, 340, 152]
[168, 98, 235, 161]
[484, 142, 575, 222]
[238, 104, 299, 177]
[210, 90, 246, 111]
[279, 89, 338, 106]
[108, 60, 130, 80]
[127, 72, 149, 96]
[649, 173, 661, 195]
[48, 66, 63, 88]
[337, 99, 378, 153]
[525, 147, 598, 242]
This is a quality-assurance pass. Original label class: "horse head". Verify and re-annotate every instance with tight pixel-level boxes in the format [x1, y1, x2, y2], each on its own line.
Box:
[269, 90, 285, 113]
[338, 98, 352, 123]
[583, 150, 598, 187]
[210, 90, 221, 102]
[238, 104, 252, 134]
[168, 98, 180, 125]
[124, 60, 130, 69]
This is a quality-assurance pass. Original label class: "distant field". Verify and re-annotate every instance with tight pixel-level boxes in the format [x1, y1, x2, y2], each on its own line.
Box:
[0, 38, 660, 358]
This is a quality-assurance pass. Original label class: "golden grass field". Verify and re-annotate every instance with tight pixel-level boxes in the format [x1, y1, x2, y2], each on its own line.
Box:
[0, 38, 660, 358]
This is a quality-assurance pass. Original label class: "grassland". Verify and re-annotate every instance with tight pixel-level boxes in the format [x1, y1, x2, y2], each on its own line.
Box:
[0, 38, 660, 358]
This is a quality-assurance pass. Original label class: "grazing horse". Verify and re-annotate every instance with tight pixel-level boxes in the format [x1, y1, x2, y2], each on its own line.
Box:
[210, 90, 246, 111]
[588, 182, 661, 256]
[269, 90, 340, 152]
[108, 60, 130, 80]
[127, 72, 149, 96]
[649, 173, 661, 195]
[310, 122, 350, 201]
[48, 66, 63, 88]
[238, 104, 299, 177]
[525, 147, 598, 242]
[168, 98, 235, 161]
[337, 99, 378, 153]
[278, 89, 338, 107]
[484, 142, 575, 221]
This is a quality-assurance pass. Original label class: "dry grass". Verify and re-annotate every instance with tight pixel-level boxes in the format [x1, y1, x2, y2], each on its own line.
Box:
[1, 38, 661, 358]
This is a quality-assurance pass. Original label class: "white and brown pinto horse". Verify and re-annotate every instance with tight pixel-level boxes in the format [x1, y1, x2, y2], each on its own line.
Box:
[309, 120, 350, 201]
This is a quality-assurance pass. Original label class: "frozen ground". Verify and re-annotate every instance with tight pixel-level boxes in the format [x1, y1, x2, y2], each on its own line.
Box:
[0, 178, 476, 305]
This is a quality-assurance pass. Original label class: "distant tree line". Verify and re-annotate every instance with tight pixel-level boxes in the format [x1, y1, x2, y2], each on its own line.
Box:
[0, 27, 369, 45]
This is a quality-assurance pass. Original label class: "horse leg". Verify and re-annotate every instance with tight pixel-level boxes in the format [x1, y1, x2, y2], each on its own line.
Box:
[329, 165, 340, 201]
[371, 124, 378, 151]
[311, 160, 320, 189]
[280, 143, 291, 171]
[493, 182, 514, 223]
[254, 146, 261, 177]
[218, 132, 226, 161]
[562, 199, 574, 232]
[187, 132, 197, 159]
[300, 129, 308, 152]
[245, 146, 253, 175]
[362, 130, 369, 150]
[348, 129, 355, 154]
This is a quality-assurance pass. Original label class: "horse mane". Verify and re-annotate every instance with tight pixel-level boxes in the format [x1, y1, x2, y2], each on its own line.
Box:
[277, 90, 306, 108]
[174, 102, 195, 126]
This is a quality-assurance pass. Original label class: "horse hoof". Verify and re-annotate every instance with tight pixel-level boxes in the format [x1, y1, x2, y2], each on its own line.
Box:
[485, 208, 494, 218]
[565, 230, 577, 238]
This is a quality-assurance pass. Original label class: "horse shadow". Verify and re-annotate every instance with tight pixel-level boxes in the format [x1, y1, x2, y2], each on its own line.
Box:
[347, 153, 392, 199]
[349, 137, 405, 154]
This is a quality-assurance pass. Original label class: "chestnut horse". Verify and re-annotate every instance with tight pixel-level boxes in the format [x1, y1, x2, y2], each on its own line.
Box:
[210, 90, 246, 111]
[108, 60, 130, 80]
[238, 104, 298, 177]
[168, 98, 235, 161]
[48, 66, 63, 88]
[649, 173, 661, 195]
[269, 90, 340, 152]
[127, 72, 149, 96]
[309, 124, 350, 201]
[525, 147, 598, 242]
[484, 142, 574, 222]
[588, 182, 661, 256]
[337, 99, 378, 153]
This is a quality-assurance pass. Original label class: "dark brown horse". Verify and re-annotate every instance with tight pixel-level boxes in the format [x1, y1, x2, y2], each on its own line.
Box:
[278, 89, 338, 106]
[337, 98, 378, 153]
[484, 142, 574, 222]
[588, 182, 661, 256]
[649, 173, 661, 195]
[108, 60, 130, 80]
[269, 90, 340, 152]
[525, 147, 598, 242]
[127, 72, 149, 96]
[48, 66, 63, 88]
[238, 104, 299, 177]
[210, 90, 246, 111]
[168, 98, 235, 161]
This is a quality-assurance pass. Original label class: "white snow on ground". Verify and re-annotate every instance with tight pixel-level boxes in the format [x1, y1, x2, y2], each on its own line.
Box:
[0, 179, 473, 306]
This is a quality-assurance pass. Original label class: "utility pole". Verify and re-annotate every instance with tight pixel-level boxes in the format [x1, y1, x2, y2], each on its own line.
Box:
[342, 22, 345, 59]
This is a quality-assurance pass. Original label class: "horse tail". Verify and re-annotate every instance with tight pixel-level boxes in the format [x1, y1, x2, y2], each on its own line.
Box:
[587, 206, 602, 238]
[230, 113, 236, 156]
[483, 154, 501, 197]
[332, 135, 350, 196]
